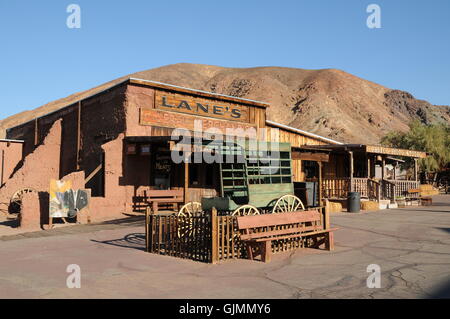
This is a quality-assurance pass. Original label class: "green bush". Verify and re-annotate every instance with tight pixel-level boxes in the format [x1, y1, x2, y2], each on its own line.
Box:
[381, 121, 450, 173]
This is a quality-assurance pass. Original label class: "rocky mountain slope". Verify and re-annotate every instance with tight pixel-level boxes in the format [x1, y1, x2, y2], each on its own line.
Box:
[1, 63, 449, 144]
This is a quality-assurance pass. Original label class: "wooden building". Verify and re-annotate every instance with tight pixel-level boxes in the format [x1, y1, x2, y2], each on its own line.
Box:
[1, 78, 427, 225]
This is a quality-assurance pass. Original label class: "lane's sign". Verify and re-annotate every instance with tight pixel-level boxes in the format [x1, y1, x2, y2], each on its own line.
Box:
[155, 91, 249, 123]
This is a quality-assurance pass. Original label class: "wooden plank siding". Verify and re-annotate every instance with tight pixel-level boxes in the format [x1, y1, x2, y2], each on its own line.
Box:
[265, 125, 333, 182]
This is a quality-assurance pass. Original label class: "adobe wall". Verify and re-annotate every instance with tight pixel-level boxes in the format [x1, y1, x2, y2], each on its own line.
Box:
[125, 84, 154, 137]
[0, 120, 61, 204]
[0, 141, 23, 186]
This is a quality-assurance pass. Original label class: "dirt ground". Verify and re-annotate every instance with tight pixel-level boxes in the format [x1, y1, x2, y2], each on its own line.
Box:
[0, 196, 449, 299]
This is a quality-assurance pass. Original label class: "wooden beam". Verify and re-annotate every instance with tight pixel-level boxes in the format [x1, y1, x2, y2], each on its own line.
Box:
[414, 158, 418, 181]
[211, 207, 218, 264]
[34, 118, 39, 146]
[184, 160, 189, 203]
[85, 164, 102, 184]
[393, 162, 397, 180]
[382, 156, 386, 180]
[0, 150, 4, 186]
[349, 151, 354, 192]
[318, 161, 323, 205]
[292, 151, 329, 162]
[76, 101, 81, 170]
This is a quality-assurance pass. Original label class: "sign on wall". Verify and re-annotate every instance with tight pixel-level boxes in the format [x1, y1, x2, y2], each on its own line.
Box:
[49, 179, 89, 218]
[140, 108, 257, 138]
[154, 91, 250, 123]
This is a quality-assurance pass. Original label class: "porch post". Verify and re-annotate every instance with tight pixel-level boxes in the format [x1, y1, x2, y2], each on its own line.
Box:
[393, 162, 397, 181]
[414, 158, 418, 182]
[367, 155, 371, 178]
[318, 161, 323, 205]
[381, 156, 386, 180]
[184, 160, 189, 203]
[348, 151, 354, 192]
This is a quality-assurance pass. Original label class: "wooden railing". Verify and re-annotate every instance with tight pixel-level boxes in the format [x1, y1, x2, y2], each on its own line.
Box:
[352, 178, 369, 198]
[146, 207, 328, 263]
[322, 178, 350, 199]
[367, 179, 380, 201]
[381, 179, 396, 202]
[389, 180, 420, 198]
[322, 178, 420, 201]
[322, 177, 379, 200]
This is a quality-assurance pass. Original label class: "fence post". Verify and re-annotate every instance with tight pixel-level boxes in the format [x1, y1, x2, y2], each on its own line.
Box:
[211, 207, 218, 264]
[323, 205, 330, 230]
[145, 205, 150, 252]
[391, 184, 396, 203]
[377, 182, 381, 203]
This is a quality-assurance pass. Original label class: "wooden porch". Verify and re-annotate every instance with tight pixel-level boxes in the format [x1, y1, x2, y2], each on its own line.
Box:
[322, 177, 420, 201]
[308, 143, 427, 203]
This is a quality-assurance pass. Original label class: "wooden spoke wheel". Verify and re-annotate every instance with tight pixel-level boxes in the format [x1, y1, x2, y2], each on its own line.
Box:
[177, 202, 202, 217]
[177, 202, 202, 238]
[271, 194, 305, 213]
[231, 205, 260, 217]
[8, 188, 37, 220]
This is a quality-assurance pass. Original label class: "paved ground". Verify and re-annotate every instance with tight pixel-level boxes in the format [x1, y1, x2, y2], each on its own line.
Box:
[0, 196, 449, 299]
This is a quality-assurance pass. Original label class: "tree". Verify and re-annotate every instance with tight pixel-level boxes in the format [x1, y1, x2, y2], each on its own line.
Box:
[381, 121, 450, 176]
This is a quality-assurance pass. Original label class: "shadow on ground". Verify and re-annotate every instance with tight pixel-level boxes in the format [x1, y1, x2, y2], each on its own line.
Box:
[428, 280, 450, 299]
[91, 233, 146, 251]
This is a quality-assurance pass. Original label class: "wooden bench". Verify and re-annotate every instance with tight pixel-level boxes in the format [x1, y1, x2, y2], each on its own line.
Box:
[237, 210, 338, 263]
[147, 190, 184, 214]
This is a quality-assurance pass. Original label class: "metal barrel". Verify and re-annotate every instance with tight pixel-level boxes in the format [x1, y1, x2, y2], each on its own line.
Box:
[347, 192, 361, 213]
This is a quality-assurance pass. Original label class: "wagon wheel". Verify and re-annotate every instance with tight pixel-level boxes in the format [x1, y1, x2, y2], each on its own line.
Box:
[229, 205, 260, 245]
[271, 194, 305, 213]
[177, 202, 202, 217]
[8, 188, 37, 220]
[176, 202, 202, 238]
[231, 205, 260, 217]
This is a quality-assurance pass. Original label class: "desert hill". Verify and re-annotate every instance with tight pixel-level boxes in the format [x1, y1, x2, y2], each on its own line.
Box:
[1, 63, 449, 144]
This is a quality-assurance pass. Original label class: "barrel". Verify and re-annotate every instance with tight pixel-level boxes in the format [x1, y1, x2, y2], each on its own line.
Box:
[347, 192, 361, 213]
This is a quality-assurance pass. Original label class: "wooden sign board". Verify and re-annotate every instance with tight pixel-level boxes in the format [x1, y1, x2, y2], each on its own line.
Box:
[140, 108, 257, 138]
[155, 91, 250, 123]
[365, 145, 427, 158]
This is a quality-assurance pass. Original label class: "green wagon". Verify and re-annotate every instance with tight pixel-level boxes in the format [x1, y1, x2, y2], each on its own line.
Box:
[178, 140, 305, 217]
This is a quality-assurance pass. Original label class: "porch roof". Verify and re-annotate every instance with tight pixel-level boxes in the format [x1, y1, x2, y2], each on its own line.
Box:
[304, 144, 427, 158]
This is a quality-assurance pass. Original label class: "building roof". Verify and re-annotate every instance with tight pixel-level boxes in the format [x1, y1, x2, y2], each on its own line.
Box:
[305, 144, 427, 158]
[265, 120, 343, 145]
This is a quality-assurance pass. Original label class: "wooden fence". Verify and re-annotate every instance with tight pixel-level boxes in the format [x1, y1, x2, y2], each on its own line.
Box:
[146, 208, 327, 263]
[390, 180, 420, 198]
[146, 214, 212, 262]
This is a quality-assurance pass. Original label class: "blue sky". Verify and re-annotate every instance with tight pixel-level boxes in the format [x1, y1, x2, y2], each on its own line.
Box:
[0, 0, 449, 120]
